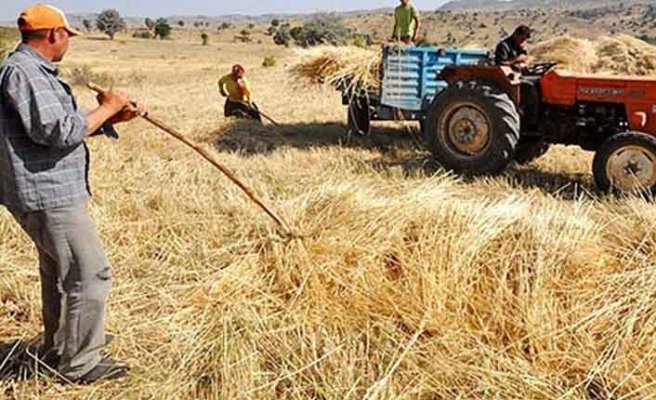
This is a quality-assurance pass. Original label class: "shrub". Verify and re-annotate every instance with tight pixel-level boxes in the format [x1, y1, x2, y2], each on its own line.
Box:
[262, 55, 276, 67]
[132, 29, 154, 39]
[201, 32, 209, 45]
[240, 29, 250, 36]
[155, 18, 172, 39]
[178, 20, 185, 27]
[248, 23, 255, 29]
[234, 35, 252, 43]
[350, 33, 373, 48]
[271, 18, 280, 27]
[96, 9, 125, 40]
[273, 25, 291, 46]
[272, 16, 351, 48]
[82, 19, 93, 31]
[66, 65, 115, 87]
[221, 22, 232, 30]
[145, 18, 155, 31]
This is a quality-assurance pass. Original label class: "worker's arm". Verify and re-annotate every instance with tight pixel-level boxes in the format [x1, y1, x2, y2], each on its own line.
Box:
[239, 77, 253, 103]
[495, 42, 515, 66]
[412, 15, 421, 43]
[218, 75, 229, 97]
[4, 66, 130, 149]
[391, 14, 398, 40]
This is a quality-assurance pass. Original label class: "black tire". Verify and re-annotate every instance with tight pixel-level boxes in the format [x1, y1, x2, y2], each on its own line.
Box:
[425, 82, 520, 174]
[347, 96, 371, 136]
[593, 132, 656, 194]
[514, 138, 550, 165]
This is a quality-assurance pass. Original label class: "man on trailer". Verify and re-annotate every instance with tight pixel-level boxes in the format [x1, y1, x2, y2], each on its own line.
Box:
[392, 0, 421, 45]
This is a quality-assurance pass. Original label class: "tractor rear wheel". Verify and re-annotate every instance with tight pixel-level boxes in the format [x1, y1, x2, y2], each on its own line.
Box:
[425, 82, 520, 174]
[347, 96, 371, 136]
[593, 132, 656, 194]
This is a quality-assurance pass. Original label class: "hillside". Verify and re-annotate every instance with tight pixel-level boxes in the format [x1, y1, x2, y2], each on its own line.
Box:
[440, 0, 656, 11]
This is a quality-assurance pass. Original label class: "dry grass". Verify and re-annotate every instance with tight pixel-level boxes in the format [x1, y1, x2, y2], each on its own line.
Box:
[532, 34, 656, 75]
[1, 30, 656, 400]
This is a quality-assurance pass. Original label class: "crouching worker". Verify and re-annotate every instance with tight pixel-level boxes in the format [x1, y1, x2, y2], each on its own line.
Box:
[0, 4, 145, 385]
[218, 64, 262, 122]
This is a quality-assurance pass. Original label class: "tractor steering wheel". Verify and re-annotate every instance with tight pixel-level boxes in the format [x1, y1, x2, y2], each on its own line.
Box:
[524, 62, 558, 76]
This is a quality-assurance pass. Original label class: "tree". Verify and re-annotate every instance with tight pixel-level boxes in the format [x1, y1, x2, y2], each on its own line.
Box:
[273, 23, 291, 46]
[293, 15, 351, 47]
[201, 32, 209, 45]
[82, 19, 93, 32]
[145, 18, 155, 31]
[178, 20, 185, 27]
[221, 22, 231, 30]
[271, 18, 281, 27]
[154, 18, 172, 39]
[96, 9, 125, 40]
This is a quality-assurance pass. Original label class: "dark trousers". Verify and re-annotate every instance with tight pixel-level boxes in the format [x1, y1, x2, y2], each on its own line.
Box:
[224, 99, 262, 122]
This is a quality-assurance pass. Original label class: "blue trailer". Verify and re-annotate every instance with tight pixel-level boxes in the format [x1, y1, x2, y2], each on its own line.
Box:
[344, 45, 490, 135]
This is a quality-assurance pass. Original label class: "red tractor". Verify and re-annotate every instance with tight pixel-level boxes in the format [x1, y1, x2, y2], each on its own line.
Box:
[425, 63, 656, 194]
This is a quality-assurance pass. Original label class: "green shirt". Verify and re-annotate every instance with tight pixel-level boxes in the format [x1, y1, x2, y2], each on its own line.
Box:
[394, 4, 419, 37]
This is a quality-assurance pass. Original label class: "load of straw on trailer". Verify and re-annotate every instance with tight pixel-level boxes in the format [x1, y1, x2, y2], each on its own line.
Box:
[289, 46, 381, 97]
[290, 35, 656, 95]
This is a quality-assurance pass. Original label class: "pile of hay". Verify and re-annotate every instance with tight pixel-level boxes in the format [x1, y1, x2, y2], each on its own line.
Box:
[532, 34, 656, 75]
[289, 46, 381, 96]
[530, 36, 598, 73]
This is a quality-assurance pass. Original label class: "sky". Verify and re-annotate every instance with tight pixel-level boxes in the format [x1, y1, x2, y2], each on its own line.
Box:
[0, 0, 447, 19]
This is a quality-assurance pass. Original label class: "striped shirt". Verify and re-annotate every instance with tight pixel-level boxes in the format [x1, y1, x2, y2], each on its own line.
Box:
[0, 44, 90, 213]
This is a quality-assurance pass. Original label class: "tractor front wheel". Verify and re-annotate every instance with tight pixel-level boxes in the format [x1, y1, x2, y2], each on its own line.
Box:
[425, 82, 520, 174]
[593, 132, 656, 194]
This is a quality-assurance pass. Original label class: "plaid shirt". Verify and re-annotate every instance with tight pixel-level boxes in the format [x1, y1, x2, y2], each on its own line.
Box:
[0, 44, 90, 213]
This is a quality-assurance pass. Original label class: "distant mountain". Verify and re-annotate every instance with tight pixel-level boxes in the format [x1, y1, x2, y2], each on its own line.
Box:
[0, 8, 397, 30]
[440, 0, 655, 11]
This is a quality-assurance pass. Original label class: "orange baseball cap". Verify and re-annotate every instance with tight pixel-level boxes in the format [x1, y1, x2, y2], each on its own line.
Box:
[18, 4, 83, 37]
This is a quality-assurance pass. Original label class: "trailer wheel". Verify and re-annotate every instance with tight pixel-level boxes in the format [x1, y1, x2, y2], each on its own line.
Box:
[514, 138, 550, 165]
[347, 96, 371, 136]
[593, 132, 656, 194]
[425, 82, 520, 174]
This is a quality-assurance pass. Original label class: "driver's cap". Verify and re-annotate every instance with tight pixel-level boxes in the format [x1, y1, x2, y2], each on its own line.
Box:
[18, 4, 82, 37]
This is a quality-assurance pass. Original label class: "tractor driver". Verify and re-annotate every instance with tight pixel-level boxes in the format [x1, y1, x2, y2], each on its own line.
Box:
[495, 25, 532, 68]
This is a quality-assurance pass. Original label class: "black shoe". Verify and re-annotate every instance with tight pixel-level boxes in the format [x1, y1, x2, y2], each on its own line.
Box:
[38, 333, 116, 374]
[73, 357, 129, 384]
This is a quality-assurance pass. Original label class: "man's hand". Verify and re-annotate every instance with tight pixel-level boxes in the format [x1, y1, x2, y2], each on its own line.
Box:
[515, 54, 528, 65]
[96, 90, 131, 115]
[109, 102, 147, 124]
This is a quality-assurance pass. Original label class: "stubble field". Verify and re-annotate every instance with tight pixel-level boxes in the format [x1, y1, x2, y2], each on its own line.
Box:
[1, 28, 656, 399]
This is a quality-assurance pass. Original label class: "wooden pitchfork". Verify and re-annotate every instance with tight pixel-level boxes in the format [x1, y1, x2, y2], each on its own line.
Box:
[87, 82, 293, 235]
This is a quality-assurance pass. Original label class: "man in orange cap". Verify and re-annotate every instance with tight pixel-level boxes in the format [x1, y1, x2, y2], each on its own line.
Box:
[218, 64, 262, 122]
[0, 4, 142, 384]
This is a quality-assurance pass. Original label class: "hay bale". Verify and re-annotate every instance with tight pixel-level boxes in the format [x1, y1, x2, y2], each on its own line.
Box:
[289, 46, 381, 97]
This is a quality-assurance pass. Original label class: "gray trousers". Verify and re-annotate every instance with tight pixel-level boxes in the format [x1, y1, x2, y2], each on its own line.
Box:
[11, 203, 111, 380]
